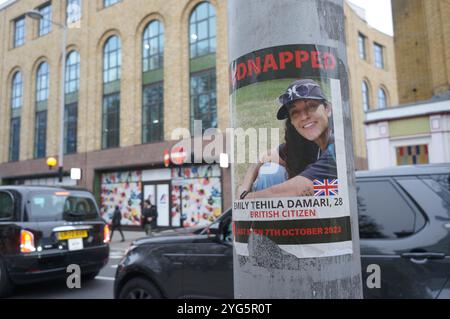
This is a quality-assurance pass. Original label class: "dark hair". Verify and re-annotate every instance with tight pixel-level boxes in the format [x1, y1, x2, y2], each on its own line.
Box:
[283, 119, 319, 179]
[144, 200, 151, 205]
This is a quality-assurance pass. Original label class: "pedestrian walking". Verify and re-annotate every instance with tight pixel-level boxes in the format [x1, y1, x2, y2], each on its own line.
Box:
[110, 205, 125, 242]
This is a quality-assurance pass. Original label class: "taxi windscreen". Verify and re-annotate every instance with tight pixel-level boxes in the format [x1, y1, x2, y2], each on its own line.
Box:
[28, 191, 99, 222]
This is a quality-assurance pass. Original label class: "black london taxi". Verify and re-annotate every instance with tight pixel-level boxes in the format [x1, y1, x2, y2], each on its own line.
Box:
[0, 186, 110, 297]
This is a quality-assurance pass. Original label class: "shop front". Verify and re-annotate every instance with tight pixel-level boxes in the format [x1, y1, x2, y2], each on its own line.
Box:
[100, 164, 223, 229]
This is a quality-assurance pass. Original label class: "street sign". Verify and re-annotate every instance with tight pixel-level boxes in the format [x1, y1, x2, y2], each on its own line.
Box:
[70, 168, 81, 180]
[171, 146, 187, 165]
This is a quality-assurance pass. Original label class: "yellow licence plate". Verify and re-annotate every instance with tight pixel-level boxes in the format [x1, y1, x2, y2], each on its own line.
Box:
[57, 230, 88, 241]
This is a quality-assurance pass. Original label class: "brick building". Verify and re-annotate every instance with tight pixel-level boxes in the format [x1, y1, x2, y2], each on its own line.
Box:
[345, 1, 398, 169]
[0, 0, 398, 228]
[392, 0, 450, 104]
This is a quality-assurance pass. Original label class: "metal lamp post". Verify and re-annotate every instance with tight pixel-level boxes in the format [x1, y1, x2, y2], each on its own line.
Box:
[26, 10, 67, 183]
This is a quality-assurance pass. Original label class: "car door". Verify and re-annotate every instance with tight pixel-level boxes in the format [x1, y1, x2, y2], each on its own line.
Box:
[358, 177, 450, 299]
[181, 216, 234, 299]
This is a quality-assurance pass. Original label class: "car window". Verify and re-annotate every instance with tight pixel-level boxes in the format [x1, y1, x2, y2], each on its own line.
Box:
[0, 192, 14, 220]
[201, 210, 231, 235]
[224, 219, 233, 242]
[357, 180, 416, 239]
[429, 174, 450, 191]
[420, 174, 450, 205]
[201, 215, 222, 235]
[28, 191, 99, 222]
[398, 177, 450, 220]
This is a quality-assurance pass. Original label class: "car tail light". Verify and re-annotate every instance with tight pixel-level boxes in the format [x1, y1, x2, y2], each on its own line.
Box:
[20, 230, 36, 253]
[104, 224, 111, 244]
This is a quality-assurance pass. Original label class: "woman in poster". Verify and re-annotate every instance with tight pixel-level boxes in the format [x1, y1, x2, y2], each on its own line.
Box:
[239, 79, 337, 199]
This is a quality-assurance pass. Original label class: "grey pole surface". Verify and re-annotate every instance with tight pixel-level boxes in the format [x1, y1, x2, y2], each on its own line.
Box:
[229, 0, 363, 299]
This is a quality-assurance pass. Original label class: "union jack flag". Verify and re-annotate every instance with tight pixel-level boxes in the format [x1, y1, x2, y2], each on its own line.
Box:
[313, 179, 339, 196]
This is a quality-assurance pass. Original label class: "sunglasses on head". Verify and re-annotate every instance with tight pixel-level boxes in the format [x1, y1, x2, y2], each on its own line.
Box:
[279, 83, 321, 106]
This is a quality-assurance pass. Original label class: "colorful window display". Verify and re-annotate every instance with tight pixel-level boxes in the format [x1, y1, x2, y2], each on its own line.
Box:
[396, 145, 429, 166]
[100, 165, 222, 228]
[100, 170, 143, 226]
[171, 165, 222, 228]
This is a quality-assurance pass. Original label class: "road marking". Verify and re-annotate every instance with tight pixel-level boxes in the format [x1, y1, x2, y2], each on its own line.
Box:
[110, 250, 125, 256]
[110, 265, 118, 269]
[109, 256, 124, 260]
[96, 276, 115, 281]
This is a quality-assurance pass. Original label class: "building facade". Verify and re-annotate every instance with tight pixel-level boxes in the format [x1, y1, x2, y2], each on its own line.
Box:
[366, 97, 450, 169]
[0, 0, 230, 228]
[345, 2, 398, 169]
[392, 0, 450, 104]
[366, 0, 450, 170]
[0, 0, 398, 228]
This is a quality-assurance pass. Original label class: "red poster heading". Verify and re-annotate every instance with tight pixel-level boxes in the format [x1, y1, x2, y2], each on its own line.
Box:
[230, 44, 341, 92]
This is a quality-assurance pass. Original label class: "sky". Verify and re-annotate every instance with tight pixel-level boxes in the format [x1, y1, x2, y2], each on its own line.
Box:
[347, 0, 394, 35]
[0, 0, 394, 36]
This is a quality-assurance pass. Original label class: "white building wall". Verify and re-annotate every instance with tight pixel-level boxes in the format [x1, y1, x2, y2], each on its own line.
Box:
[141, 168, 171, 182]
[366, 122, 391, 169]
[365, 99, 450, 170]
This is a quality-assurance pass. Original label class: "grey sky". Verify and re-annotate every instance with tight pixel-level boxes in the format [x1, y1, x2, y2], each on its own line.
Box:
[347, 0, 394, 36]
[0, 0, 394, 36]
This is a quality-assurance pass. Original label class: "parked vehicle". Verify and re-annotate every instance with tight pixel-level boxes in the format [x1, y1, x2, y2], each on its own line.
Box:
[357, 164, 450, 299]
[0, 186, 110, 297]
[114, 165, 450, 299]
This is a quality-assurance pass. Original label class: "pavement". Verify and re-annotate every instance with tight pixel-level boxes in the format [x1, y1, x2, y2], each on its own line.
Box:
[109, 230, 147, 253]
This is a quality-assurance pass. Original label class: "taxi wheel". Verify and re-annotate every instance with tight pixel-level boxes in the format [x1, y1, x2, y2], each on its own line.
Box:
[0, 257, 14, 298]
[119, 277, 162, 299]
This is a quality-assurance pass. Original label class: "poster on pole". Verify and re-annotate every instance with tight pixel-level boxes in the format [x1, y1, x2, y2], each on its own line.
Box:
[230, 44, 353, 259]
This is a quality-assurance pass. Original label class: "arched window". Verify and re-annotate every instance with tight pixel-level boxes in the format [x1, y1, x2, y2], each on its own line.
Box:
[11, 71, 23, 109]
[378, 87, 387, 109]
[142, 20, 164, 144]
[65, 51, 80, 154]
[10, 71, 22, 162]
[34, 62, 49, 158]
[103, 36, 121, 84]
[362, 81, 369, 111]
[143, 20, 164, 72]
[189, 2, 217, 133]
[36, 62, 49, 102]
[65, 50, 80, 94]
[102, 35, 121, 149]
[189, 2, 216, 58]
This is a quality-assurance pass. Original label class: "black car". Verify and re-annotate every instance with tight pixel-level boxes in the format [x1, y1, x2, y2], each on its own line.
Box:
[0, 186, 110, 297]
[114, 165, 450, 299]
[114, 212, 233, 299]
[357, 164, 450, 299]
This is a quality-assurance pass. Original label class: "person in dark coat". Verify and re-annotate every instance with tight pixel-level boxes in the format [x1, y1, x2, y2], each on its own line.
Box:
[110, 205, 125, 242]
[142, 200, 158, 236]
